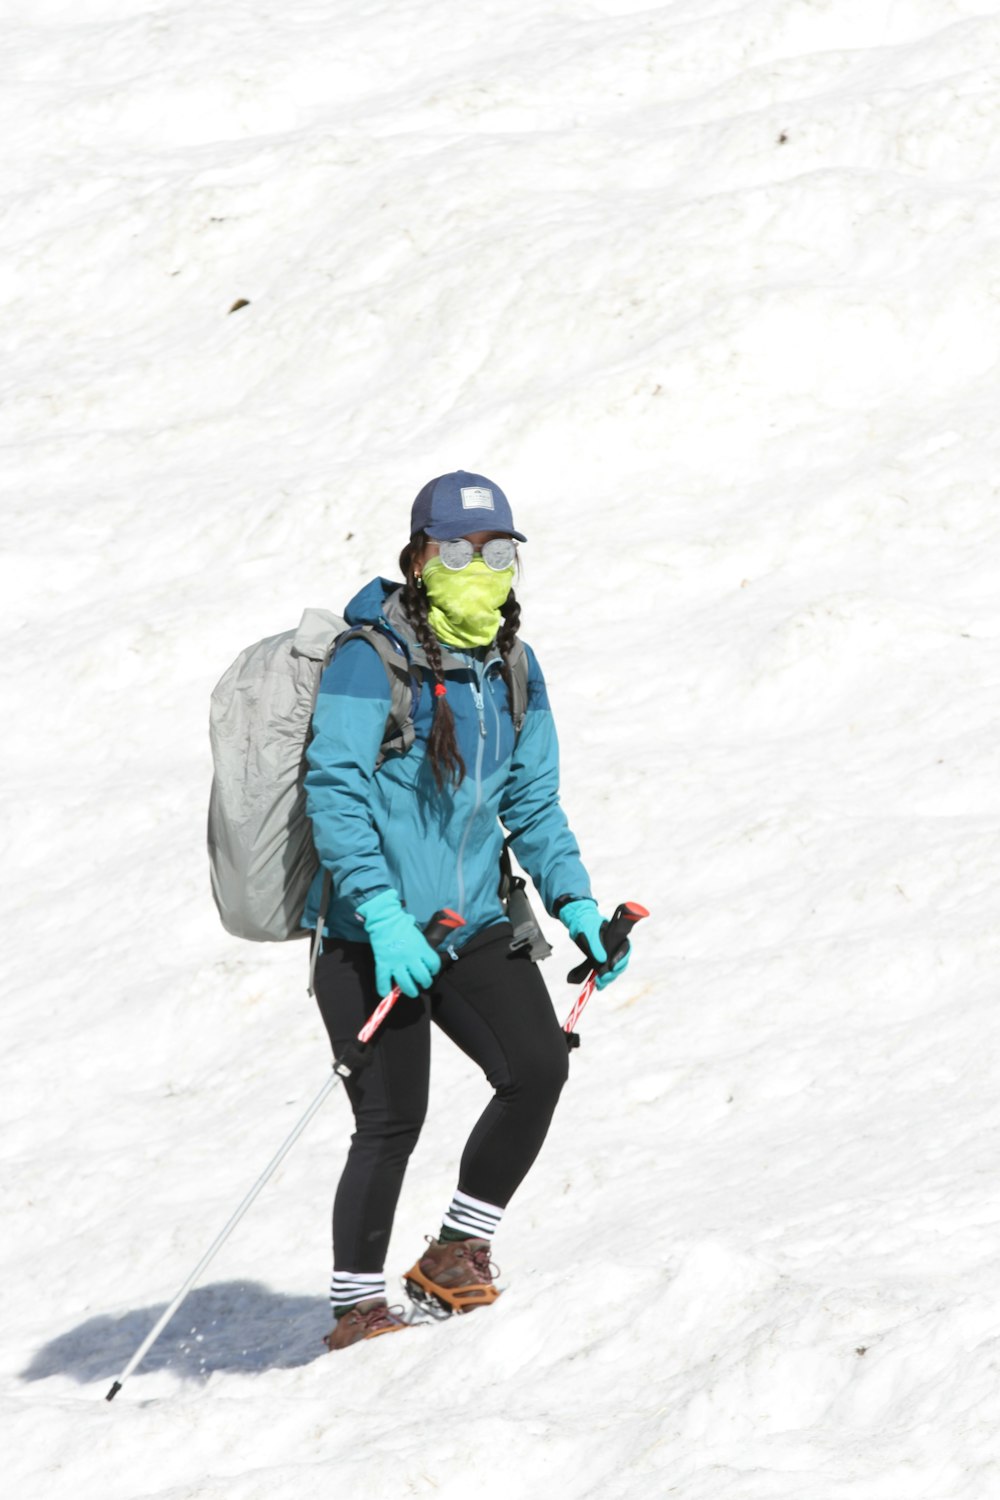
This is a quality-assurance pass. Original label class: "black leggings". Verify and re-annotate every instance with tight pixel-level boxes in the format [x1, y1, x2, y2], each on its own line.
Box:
[313, 924, 570, 1273]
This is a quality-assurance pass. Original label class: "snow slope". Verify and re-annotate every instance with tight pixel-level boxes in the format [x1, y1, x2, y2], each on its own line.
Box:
[4, 1, 1000, 1496]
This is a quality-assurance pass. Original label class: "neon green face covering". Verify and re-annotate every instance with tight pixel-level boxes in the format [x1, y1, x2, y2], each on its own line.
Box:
[421, 556, 515, 649]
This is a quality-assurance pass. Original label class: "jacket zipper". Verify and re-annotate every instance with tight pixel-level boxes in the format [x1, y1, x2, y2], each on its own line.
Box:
[455, 662, 487, 918]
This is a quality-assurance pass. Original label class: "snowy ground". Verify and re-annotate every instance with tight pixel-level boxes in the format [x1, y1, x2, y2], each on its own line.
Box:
[4, 1, 1000, 1496]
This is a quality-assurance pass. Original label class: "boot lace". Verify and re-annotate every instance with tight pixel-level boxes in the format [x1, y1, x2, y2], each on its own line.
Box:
[361, 1301, 405, 1332]
[466, 1243, 499, 1284]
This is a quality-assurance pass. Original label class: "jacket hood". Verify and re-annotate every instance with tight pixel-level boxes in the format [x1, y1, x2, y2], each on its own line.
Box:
[343, 576, 398, 629]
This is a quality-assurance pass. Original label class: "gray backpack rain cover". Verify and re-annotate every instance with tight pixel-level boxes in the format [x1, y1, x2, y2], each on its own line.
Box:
[207, 608, 412, 942]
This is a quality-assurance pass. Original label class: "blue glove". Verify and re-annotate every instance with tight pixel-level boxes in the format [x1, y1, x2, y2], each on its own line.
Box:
[357, 890, 442, 999]
[558, 898, 631, 990]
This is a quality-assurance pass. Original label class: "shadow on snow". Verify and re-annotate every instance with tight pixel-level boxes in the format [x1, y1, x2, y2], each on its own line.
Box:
[19, 1280, 330, 1386]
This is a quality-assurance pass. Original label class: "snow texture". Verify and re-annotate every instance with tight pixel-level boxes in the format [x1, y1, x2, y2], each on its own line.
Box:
[3, 1, 1000, 1496]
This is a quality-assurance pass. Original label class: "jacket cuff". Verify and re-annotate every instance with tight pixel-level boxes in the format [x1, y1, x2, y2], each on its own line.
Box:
[552, 893, 596, 918]
[356, 888, 402, 926]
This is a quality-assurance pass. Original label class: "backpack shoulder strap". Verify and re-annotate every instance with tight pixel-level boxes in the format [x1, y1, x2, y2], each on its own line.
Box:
[334, 624, 417, 763]
[506, 639, 529, 737]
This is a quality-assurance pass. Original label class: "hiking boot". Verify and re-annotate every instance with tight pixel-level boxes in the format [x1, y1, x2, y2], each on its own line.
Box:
[323, 1298, 408, 1351]
[403, 1236, 501, 1316]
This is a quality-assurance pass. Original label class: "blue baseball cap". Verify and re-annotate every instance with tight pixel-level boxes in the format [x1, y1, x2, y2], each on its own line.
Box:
[410, 470, 527, 542]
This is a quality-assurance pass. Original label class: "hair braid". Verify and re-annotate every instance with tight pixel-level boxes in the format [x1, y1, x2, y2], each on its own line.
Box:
[399, 535, 466, 791]
[497, 591, 521, 699]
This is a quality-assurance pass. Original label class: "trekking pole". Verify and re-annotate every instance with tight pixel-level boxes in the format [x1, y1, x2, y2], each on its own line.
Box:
[105, 908, 465, 1403]
[563, 902, 648, 1039]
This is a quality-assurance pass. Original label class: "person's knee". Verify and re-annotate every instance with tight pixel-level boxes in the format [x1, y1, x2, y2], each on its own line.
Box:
[385, 1113, 427, 1152]
[498, 1036, 569, 1107]
[350, 1098, 427, 1164]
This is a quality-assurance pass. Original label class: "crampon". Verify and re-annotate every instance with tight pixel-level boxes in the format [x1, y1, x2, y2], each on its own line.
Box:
[403, 1236, 501, 1317]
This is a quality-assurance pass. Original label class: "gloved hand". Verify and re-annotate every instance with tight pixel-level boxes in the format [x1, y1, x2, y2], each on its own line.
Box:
[558, 898, 631, 990]
[357, 889, 442, 999]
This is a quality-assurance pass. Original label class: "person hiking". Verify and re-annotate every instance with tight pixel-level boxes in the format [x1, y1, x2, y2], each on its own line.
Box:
[304, 470, 629, 1349]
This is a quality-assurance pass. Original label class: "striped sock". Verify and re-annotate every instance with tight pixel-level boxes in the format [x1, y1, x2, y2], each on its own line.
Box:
[440, 1188, 503, 1242]
[330, 1269, 386, 1315]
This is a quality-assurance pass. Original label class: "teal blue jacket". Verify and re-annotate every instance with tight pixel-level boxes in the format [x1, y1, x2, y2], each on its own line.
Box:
[302, 578, 592, 947]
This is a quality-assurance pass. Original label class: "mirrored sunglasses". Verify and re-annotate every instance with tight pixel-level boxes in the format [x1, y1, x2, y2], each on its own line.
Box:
[438, 537, 517, 572]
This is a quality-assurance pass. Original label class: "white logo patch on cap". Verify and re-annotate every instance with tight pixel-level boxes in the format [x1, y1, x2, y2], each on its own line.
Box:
[460, 486, 495, 511]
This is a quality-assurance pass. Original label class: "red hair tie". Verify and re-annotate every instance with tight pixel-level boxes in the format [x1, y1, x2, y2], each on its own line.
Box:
[434, 682, 448, 698]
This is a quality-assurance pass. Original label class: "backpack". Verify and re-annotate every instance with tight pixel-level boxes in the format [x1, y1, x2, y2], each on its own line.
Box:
[207, 605, 529, 948]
